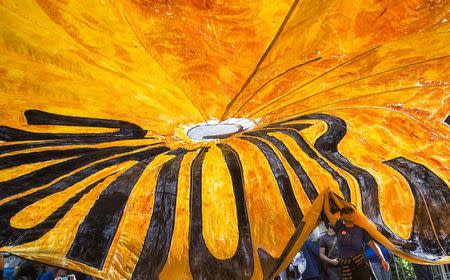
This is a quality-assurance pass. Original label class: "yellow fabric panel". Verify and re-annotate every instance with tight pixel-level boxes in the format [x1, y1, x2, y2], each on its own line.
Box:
[267, 131, 340, 195]
[246, 28, 450, 120]
[331, 108, 449, 185]
[116, 0, 292, 119]
[0, 145, 156, 205]
[226, 138, 295, 280]
[227, 138, 295, 256]
[245, 134, 312, 212]
[0, 0, 205, 136]
[223, 0, 449, 119]
[1, 170, 128, 278]
[9, 162, 134, 229]
[201, 144, 238, 259]
[297, 125, 364, 208]
[103, 154, 172, 279]
[272, 192, 326, 277]
[331, 107, 449, 239]
[328, 123, 416, 239]
[159, 152, 197, 280]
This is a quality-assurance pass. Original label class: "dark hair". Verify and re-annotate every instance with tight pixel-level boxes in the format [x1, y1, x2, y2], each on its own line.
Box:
[340, 206, 354, 215]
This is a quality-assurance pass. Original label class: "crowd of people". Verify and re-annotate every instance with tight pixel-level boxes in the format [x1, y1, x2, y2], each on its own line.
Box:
[277, 203, 437, 280]
[0, 254, 93, 280]
[281, 225, 392, 280]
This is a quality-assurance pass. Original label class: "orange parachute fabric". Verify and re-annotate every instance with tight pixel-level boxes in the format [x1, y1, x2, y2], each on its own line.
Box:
[0, 0, 449, 279]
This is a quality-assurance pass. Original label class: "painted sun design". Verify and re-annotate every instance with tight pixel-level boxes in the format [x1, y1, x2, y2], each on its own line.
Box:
[0, 0, 449, 279]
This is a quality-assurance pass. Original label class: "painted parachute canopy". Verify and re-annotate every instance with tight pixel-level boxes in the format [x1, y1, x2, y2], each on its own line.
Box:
[0, 0, 449, 279]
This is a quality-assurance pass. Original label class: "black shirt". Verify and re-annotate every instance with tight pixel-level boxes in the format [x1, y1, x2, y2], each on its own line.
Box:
[334, 219, 371, 258]
[319, 233, 338, 260]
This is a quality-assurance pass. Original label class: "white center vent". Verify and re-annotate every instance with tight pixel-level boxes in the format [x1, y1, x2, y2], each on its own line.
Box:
[186, 118, 256, 141]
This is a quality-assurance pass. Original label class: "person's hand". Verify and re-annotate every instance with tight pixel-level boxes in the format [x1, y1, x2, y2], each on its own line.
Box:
[330, 259, 339, 266]
[381, 259, 390, 271]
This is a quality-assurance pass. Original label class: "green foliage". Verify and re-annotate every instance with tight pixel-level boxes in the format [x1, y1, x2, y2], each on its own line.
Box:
[390, 256, 415, 280]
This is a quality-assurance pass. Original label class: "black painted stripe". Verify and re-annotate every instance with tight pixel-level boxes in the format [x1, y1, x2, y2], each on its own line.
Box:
[296, 114, 384, 224]
[0, 147, 168, 247]
[265, 128, 351, 201]
[0, 126, 145, 142]
[25, 109, 146, 138]
[131, 150, 187, 280]
[284, 114, 420, 248]
[0, 110, 147, 141]
[188, 146, 254, 279]
[384, 157, 450, 256]
[0, 145, 149, 201]
[0, 175, 112, 243]
[67, 161, 149, 269]
[0, 140, 163, 157]
[25, 110, 143, 130]
[244, 131, 318, 202]
[0, 148, 100, 170]
[266, 123, 312, 130]
[240, 137, 303, 226]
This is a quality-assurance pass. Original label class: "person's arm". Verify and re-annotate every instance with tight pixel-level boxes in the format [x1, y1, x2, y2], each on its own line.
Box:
[319, 247, 338, 266]
[323, 196, 337, 227]
[367, 241, 390, 271]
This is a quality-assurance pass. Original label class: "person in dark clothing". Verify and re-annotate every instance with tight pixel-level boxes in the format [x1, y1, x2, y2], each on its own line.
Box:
[14, 260, 37, 280]
[300, 239, 322, 280]
[319, 222, 340, 280]
[36, 266, 56, 280]
[324, 198, 389, 280]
